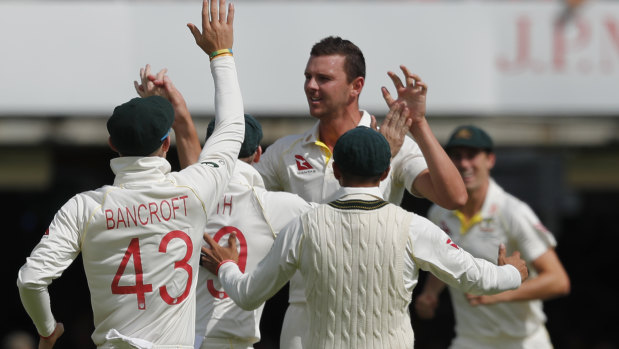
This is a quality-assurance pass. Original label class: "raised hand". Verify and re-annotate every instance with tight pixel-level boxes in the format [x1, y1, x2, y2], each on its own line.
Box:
[187, 0, 235, 55]
[381, 65, 428, 127]
[379, 102, 412, 158]
[134, 64, 168, 99]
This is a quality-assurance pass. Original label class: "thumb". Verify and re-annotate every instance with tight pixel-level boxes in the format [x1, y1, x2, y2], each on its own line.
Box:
[370, 115, 377, 130]
[497, 243, 506, 265]
[187, 23, 201, 41]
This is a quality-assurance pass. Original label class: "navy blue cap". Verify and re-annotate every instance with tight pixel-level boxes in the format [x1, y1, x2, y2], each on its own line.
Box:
[333, 126, 391, 176]
[207, 114, 263, 158]
[107, 96, 174, 156]
[445, 125, 493, 151]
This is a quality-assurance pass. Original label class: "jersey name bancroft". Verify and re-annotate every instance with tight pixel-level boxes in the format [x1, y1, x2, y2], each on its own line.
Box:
[104, 195, 190, 230]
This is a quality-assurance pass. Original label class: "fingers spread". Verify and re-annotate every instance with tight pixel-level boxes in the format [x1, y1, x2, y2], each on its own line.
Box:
[226, 2, 235, 24]
[387, 71, 404, 90]
[381, 86, 395, 106]
[203, 232, 217, 248]
[218, 0, 226, 22]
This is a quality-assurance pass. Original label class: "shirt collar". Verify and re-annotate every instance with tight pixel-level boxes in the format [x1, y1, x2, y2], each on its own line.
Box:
[452, 178, 501, 234]
[110, 156, 172, 186]
[330, 186, 385, 202]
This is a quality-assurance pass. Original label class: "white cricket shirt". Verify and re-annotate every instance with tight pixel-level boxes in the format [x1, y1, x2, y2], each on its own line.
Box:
[17, 56, 244, 349]
[194, 161, 314, 346]
[428, 179, 557, 344]
[253, 110, 428, 304]
[253, 110, 427, 205]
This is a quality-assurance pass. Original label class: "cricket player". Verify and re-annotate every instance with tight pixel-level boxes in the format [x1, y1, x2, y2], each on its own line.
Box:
[16, 1, 242, 347]
[415, 125, 570, 349]
[193, 115, 315, 349]
[201, 126, 529, 349]
[252, 36, 467, 348]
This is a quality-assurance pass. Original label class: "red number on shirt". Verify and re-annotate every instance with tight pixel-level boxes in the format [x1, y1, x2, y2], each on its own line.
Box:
[207, 226, 247, 299]
[111, 230, 193, 309]
[159, 230, 193, 305]
[111, 237, 153, 310]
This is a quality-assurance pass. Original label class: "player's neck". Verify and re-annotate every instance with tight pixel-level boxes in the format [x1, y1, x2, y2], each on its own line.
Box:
[460, 180, 490, 218]
[318, 108, 363, 151]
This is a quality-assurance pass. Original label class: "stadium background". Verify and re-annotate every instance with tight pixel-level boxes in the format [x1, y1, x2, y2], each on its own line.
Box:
[2, 0, 618, 348]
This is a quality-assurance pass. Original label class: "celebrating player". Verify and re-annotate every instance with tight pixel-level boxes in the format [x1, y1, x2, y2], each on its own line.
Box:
[16, 0, 243, 347]
[201, 126, 528, 349]
[194, 115, 316, 349]
[414, 125, 570, 349]
[252, 35, 467, 348]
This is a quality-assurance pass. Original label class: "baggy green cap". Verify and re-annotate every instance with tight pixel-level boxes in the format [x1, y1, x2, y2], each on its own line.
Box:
[107, 96, 175, 156]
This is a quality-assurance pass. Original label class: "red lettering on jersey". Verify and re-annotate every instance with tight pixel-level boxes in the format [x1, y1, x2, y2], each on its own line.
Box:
[160, 200, 172, 221]
[116, 207, 127, 228]
[149, 202, 161, 224]
[446, 238, 459, 249]
[126, 206, 137, 226]
[179, 196, 189, 216]
[295, 155, 313, 171]
[105, 196, 190, 230]
[106, 209, 115, 229]
[138, 204, 149, 225]
[217, 195, 233, 215]
[171, 197, 180, 219]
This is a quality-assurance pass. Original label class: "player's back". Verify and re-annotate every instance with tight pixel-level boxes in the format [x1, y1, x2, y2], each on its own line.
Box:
[80, 161, 211, 348]
[195, 161, 312, 346]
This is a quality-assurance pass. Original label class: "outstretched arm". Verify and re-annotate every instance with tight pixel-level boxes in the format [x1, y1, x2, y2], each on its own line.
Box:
[134, 64, 201, 169]
[382, 66, 467, 209]
[466, 248, 569, 306]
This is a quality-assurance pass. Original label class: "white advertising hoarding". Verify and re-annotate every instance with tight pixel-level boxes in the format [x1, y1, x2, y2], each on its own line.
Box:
[0, 1, 617, 117]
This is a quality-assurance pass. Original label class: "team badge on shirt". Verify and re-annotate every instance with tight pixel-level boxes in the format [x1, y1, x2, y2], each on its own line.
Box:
[480, 217, 495, 232]
[294, 155, 315, 174]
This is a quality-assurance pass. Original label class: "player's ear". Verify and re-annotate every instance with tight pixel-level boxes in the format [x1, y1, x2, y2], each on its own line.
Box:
[252, 145, 262, 164]
[333, 162, 342, 181]
[161, 136, 171, 153]
[108, 137, 119, 154]
[487, 151, 496, 170]
[379, 166, 390, 182]
[350, 76, 364, 98]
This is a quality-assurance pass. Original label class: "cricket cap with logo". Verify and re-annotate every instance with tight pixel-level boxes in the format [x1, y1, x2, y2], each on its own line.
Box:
[206, 113, 263, 158]
[333, 126, 391, 176]
[445, 125, 493, 151]
[107, 96, 175, 156]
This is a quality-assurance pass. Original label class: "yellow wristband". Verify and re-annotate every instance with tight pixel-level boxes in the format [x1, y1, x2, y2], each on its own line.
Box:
[209, 52, 233, 61]
[209, 48, 233, 59]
